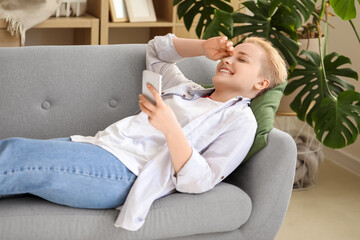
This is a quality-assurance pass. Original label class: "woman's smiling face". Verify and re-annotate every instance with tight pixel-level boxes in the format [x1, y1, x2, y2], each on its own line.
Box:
[212, 42, 267, 99]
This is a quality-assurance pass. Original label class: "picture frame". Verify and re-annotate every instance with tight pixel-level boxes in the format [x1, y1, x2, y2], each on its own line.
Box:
[109, 0, 128, 22]
[125, 0, 157, 22]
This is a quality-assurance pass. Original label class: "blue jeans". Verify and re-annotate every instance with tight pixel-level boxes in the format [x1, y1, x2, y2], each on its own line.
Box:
[0, 137, 136, 209]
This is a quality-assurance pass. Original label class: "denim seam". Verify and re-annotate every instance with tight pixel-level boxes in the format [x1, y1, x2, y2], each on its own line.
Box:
[0, 167, 134, 182]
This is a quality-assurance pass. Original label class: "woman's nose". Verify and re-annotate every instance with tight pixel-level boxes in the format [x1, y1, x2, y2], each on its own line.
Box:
[222, 56, 233, 64]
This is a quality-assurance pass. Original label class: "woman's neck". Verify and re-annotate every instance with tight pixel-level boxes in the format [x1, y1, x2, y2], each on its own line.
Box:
[210, 90, 239, 102]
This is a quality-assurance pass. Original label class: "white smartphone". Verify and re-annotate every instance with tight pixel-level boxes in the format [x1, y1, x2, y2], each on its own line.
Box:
[142, 70, 162, 105]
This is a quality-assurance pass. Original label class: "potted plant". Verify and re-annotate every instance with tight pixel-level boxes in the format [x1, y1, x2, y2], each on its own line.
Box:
[174, 0, 360, 150]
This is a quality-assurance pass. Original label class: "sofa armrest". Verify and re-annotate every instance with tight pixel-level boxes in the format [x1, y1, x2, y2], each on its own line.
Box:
[226, 128, 297, 240]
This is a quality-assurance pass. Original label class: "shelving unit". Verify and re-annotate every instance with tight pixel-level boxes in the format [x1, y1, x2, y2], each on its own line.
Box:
[0, 0, 240, 46]
[92, 0, 174, 45]
[34, 13, 99, 45]
[0, 13, 99, 46]
[93, 0, 239, 45]
[33, 13, 97, 29]
[0, 21, 20, 47]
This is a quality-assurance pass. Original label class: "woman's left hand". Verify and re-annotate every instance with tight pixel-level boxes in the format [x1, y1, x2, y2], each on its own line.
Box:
[139, 83, 193, 173]
[138, 84, 179, 136]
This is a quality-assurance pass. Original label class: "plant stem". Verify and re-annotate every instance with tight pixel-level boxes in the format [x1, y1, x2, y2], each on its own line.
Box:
[234, 5, 246, 13]
[319, 0, 326, 19]
[265, 17, 270, 38]
[316, 23, 336, 101]
[349, 20, 360, 44]
[324, 2, 329, 56]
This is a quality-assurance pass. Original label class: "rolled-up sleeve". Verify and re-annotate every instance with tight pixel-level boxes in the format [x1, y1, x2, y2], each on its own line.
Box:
[146, 33, 200, 90]
[171, 115, 257, 194]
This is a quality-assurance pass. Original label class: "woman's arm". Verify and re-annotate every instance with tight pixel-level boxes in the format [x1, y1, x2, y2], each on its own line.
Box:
[146, 34, 199, 91]
[138, 84, 191, 174]
[172, 36, 235, 60]
[146, 34, 234, 91]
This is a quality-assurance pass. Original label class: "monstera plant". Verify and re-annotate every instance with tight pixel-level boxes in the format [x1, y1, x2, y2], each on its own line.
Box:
[174, 0, 360, 149]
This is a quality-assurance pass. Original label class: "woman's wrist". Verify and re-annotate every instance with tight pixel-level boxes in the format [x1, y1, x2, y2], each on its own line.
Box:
[172, 38, 206, 58]
[164, 122, 183, 140]
[164, 123, 192, 173]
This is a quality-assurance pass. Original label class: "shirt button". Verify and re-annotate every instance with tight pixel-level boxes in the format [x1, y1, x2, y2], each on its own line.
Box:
[182, 94, 186, 98]
[161, 91, 165, 95]
[221, 176, 225, 180]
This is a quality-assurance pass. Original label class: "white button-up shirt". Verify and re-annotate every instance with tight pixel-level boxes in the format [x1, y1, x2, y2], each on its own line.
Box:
[71, 34, 257, 231]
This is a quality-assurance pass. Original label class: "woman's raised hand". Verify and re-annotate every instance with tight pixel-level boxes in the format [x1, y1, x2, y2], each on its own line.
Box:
[202, 36, 234, 61]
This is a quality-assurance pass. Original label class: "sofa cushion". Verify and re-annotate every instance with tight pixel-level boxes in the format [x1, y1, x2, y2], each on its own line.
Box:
[0, 182, 251, 240]
[243, 81, 287, 161]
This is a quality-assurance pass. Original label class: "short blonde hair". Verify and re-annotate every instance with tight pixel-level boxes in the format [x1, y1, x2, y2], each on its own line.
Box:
[243, 37, 287, 94]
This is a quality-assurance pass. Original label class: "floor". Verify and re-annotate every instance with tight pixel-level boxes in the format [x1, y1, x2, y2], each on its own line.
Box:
[275, 159, 360, 240]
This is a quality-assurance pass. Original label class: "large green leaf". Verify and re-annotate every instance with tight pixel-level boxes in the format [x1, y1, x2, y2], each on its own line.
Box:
[312, 91, 360, 148]
[203, 9, 233, 39]
[229, 0, 304, 69]
[183, 2, 203, 30]
[285, 50, 358, 128]
[329, 0, 359, 20]
[270, 0, 315, 28]
[174, 0, 233, 38]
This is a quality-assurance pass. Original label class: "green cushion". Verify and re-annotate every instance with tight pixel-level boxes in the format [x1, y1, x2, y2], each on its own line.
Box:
[202, 82, 287, 163]
[243, 82, 287, 162]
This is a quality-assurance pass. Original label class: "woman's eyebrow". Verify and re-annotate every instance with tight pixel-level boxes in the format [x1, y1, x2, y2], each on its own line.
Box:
[237, 51, 252, 61]
[237, 51, 250, 58]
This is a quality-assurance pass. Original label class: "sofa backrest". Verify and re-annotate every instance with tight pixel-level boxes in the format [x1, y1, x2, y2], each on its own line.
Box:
[0, 44, 217, 139]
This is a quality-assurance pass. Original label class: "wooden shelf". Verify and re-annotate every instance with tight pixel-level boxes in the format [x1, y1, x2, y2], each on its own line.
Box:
[0, 13, 99, 46]
[0, 13, 98, 29]
[109, 19, 173, 28]
[0, 20, 6, 28]
[33, 13, 98, 28]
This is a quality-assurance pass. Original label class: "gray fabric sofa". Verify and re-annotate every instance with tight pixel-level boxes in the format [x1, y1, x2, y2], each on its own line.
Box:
[0, 43, 297, 240]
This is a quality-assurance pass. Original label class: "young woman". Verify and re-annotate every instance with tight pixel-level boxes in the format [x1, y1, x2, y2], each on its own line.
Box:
[0, 34, 287, 230]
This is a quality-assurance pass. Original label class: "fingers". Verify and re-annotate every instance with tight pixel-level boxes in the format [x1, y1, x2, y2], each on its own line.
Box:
[139, 83, 164, 116]
[146, 83, 163, 106]
[212, 47, 234, 60]
[219, 36, 234, 51]
[224, 41, 235, 55]
[213, 52, 229, 60]
[139, 98, 152, 116]
[214, 37, 234, 60]
[139, 94, 156, 113]
[219, 36, 228, 44]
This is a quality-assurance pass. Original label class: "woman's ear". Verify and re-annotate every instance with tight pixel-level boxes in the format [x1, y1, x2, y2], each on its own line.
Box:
[255, 79, 270, 90]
